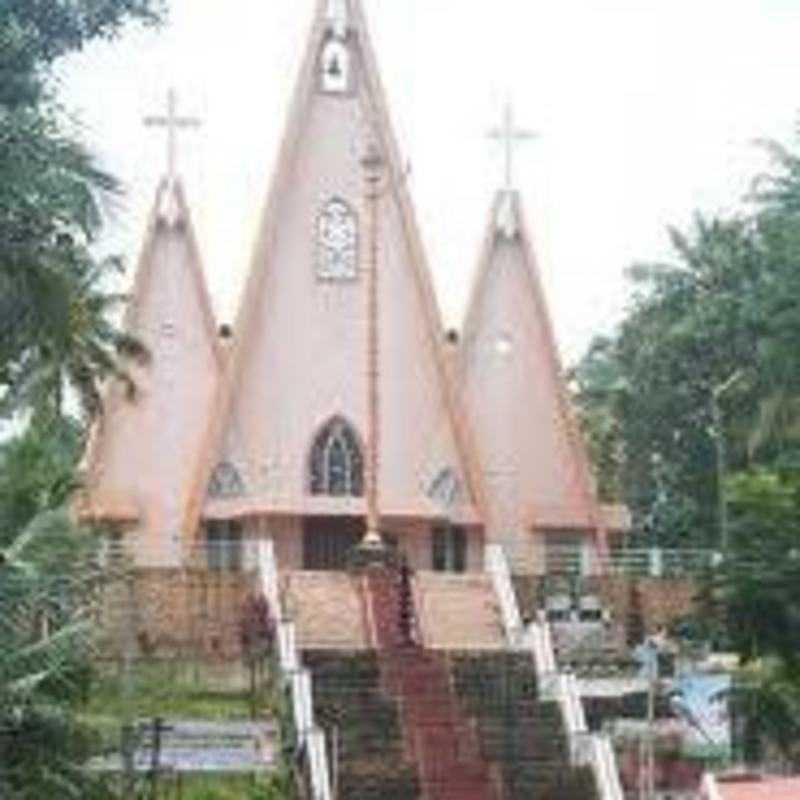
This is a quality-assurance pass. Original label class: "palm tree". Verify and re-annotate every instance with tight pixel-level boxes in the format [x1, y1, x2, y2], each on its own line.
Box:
[0, 511, 107, 799]
[1, 245, 148, 421]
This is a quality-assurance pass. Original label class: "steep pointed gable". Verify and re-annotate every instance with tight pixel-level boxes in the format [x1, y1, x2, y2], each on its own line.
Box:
[460, 191, 602, 539]
[80, 178, 221, 563]
[185, 0, 487, 533]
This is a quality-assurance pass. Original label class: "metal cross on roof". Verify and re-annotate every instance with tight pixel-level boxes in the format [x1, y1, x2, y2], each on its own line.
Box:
[144, 88, 202, 181]
[488, 102, 538, 190]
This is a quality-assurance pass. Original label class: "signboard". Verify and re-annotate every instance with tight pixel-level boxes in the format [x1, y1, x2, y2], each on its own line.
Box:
[668, 674, 731, 759]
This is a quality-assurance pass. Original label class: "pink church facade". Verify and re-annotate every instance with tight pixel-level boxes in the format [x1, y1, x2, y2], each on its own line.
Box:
[78, 0, 627, 577]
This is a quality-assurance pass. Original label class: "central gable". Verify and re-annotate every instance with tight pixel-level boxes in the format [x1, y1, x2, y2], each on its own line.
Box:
[187, 0, 485, 529]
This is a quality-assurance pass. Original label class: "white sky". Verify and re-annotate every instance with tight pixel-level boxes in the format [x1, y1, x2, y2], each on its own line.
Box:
[58, 0, 800, 364]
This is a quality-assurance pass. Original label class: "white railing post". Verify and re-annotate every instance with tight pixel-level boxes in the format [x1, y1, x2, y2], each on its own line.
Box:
[307, 727, 333, 800]
[701, 773, 724, 800]
[256, 537, 331, 800]
[485, 543, 524, 646]
[258, 538, 280, 613]
[649, 547, 664, 578]
[593, 735, 625, 800]
[291, 669, 309, 740]
[279, 621, 299, 673]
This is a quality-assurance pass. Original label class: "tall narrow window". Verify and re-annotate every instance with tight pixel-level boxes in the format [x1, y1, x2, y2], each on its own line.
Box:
[206, 520, 243, 571]
[317, 198, 358, 281]
[310, 417, 364, 497]
[432, 526, 467, 573]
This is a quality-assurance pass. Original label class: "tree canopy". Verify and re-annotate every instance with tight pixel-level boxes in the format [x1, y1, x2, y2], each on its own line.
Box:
[0, 4, 164, 796]
[573, 137, 800, 548]
[0, 0, 160, 421]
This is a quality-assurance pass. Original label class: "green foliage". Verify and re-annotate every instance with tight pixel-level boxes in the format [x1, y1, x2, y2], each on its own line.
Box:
[0, 416, 81, 545]
[0, 511, 99, 702]
[571, 128, 800, 758]
[0, 0, 163, 105]
[178, 771, 295, 800]
[0, 511, 108, 798]
[82, 661, 263, 726]
[0, 1, 161, 420]
[720, 468, 800, 668]
[574, 133, 800, 547]
[0, 3, 165, 794]
[569, 337, 627, 503]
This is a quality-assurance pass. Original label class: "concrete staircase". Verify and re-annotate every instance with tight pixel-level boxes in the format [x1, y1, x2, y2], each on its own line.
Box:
[416, 572, 505, 650]
[450, 652, 600, 800]
[283, 571, 368, 649]
[283, 570, 506, 651]
[292, 565, 602, 799]
[303, 650, 421, 799]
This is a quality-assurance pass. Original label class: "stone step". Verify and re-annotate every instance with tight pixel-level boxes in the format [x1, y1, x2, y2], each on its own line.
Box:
[284, 571, 368, 649]
[416, 573, 505, 650]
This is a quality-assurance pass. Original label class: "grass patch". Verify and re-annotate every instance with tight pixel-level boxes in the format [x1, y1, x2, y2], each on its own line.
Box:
[78, 660, 278, 747]
[111, 770, 295, 800]
[166, 774, 278, 799]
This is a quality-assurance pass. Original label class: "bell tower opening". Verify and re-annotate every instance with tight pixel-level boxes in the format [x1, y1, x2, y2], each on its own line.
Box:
[319, 37, 351, 94]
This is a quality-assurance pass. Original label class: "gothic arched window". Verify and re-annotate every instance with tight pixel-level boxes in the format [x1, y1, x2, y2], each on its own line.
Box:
[316, 197, 358, 281]
[208, 462, 245, 499]
[320, 38, 350, 93]
[310, 418, 364, 497]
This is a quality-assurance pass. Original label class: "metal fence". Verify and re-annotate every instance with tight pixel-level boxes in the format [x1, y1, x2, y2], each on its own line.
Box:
[500, 539, 718, 579]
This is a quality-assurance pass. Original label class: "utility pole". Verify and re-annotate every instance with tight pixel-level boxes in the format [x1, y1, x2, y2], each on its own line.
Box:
[635, 635, 660, 800]
[710, 370, 743, 555]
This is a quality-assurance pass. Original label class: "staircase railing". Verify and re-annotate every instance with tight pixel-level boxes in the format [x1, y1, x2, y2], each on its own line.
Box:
[485, 543, 524, 646]
[486, 543, 625, 800]
[591, 734, 626, 800]
[700, 773, 725, 800]
[257, 540, 331, 800]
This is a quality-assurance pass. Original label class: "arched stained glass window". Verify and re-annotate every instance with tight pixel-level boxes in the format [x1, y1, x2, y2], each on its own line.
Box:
[316, 198, 358, 281]
[310, 418, 364, 497]
[208, 462, 245, 499]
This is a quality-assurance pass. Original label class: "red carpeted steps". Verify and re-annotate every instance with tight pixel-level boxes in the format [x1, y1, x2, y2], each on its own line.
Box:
[365, 567, 499, 800]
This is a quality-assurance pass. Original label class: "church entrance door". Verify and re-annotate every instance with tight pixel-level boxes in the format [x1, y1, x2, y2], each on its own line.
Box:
[303, 516, 365, 570]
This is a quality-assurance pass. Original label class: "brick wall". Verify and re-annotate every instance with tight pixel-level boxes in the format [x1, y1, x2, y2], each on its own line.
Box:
[513, 574, 698, 632]
[98, 568, 256, 660]
[591, 577, 698, 632]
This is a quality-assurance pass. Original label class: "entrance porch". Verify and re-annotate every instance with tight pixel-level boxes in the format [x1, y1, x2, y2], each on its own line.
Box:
[263, 514, 484, 574]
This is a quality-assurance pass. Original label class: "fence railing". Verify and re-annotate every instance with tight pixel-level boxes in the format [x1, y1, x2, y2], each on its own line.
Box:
[501, 540, 718, 579]
[257, 540, 331, 800]
[590, 734, 626, 800]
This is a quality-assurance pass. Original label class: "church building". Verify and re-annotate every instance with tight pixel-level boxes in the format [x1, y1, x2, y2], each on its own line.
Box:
[78, 0, 627, 579]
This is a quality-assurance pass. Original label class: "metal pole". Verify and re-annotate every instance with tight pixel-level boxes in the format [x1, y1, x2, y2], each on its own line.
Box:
[360, 142, 385, 552]
[712, 394, 728, 554]
[711, 370, 742, 555]
[647, 676, 656, 799]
